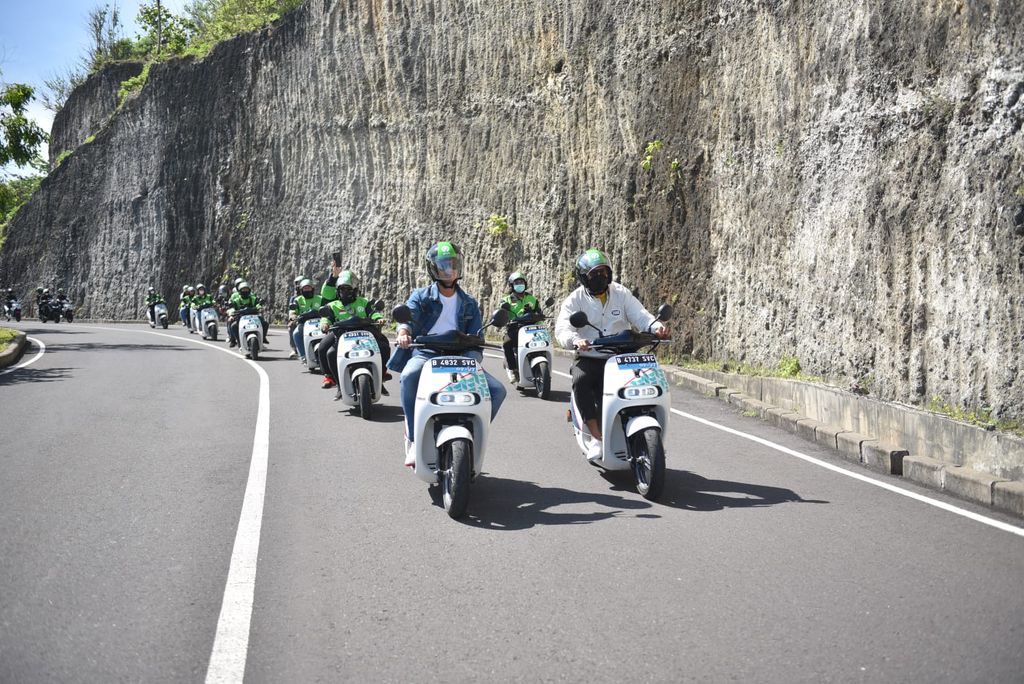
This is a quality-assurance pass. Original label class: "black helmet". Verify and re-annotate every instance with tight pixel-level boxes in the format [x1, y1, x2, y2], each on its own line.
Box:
[36, 287, 43, 294]
[575, 249, 613, 296]
[425, 241, 463, 283]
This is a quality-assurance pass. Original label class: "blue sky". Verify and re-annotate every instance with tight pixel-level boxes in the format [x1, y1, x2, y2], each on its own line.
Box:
[1, 0, 187, 167]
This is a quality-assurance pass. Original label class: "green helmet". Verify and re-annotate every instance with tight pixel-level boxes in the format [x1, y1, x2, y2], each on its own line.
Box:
[575, 248, 612, 295]
[426, 242, 463, 282]
[337, 270, 359, 289]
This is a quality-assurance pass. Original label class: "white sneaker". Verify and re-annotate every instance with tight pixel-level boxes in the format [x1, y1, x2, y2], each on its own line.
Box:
[505, 367, 517, 383]
[288, 351, 297, 359]
[586, 438, 603, 463]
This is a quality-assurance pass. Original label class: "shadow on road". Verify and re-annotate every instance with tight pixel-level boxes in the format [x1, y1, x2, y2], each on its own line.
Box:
[439, 475, 655, 530]
[647, 469, 830, 511]
[42, 342, 200, 353]
[336, 403, 405, 423]
[0, 366, 75, 386]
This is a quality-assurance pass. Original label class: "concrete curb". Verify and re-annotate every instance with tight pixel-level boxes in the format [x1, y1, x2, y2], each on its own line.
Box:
[662, 363, 1024, 518]
[0, 331, 28, 369]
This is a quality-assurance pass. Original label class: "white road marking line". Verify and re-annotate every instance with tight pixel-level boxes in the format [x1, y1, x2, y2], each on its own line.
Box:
[0, 336, 46, 375]
[529, 353, 1024, 538]
[91, 325, 270, 681]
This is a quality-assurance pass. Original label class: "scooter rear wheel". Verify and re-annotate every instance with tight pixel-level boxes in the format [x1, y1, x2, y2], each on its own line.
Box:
[631, 427, 666, 501]
[441, 438, 472, 519]
[356, 374, 373, 420]
[533, 361, 551, 400]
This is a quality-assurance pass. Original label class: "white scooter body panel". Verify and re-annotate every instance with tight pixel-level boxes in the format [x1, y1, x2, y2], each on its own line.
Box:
[239, 314, 263, 354]
[152, 302, 168, 327]
[515, 324, 553, 387]
[199, 307, 219, 339]
[570, 352, 670, 469]
[335, 330, 383, 407]
[410, 356, 491, 483]
[303, 319, 325, 369]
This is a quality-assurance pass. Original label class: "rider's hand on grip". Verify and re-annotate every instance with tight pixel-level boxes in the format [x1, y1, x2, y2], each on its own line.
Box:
[574, 337, 591, 351]
[397, 330, 413, 349]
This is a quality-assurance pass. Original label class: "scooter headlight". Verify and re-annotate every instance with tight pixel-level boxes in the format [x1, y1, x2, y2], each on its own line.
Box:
[526, 339, 548, 348]
[619, 385, 661, 400]
[431, 392, 479, 406]
[346, 349, 373, 359]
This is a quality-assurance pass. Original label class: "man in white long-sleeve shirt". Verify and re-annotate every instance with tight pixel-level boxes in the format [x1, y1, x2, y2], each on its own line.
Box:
[555, 248, 670, 462]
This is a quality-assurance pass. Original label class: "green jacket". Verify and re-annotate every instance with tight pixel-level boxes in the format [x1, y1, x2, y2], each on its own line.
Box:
[180, 294, 192, 308]
[292, 293, 324, 316]
[502, 292, 539, 318]
[191, 293, 214, 309]
[229, 292, 261, 311]
[320, 296, 382, 328]
[146, 293, 165, 305]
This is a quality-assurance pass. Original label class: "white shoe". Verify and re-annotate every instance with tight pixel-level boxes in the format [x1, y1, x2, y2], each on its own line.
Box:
[586, 438, 603, 463]
[404, 440, 416, 468]
[288, 351, 297, 359]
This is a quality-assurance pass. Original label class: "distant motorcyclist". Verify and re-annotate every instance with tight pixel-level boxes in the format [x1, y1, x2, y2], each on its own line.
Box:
[190, 283, 215, 333]
[145, 286, 165, 323]
[180, 286, 196, 330]
[500, 271, 542, 383]
[286, 274, 307, 359]
[316, 267, 391, 396]
[554, 249, 669, 462]
[227, 281, 269, 348]
[289, 277, 322, 363]
[55, 288, 69, 303]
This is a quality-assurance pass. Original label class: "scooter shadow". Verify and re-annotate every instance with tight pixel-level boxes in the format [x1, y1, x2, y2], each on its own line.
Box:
[597, 468, 829, 511]
[515, 388, 571, 403]
[337, 402, 405, 423]
[433, 475, 655, 530]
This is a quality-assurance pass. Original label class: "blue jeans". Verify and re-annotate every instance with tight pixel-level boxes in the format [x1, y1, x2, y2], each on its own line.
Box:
[400, 350, 506, 440]
[292, 326, 306, 360]
[179, 307, 189, 326]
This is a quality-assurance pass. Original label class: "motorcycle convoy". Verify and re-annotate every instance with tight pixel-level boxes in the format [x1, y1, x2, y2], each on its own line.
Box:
[6, 247, 674, 519]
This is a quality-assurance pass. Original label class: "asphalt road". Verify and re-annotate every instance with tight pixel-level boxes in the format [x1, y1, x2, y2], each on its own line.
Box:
[1, 321, 1022, 683]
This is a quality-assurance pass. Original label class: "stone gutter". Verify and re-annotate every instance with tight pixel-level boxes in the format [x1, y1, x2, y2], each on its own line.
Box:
[668, 367, 1024, 518]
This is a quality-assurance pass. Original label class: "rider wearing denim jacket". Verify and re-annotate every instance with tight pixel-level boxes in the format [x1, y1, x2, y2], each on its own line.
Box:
[388, 241, 507, 443]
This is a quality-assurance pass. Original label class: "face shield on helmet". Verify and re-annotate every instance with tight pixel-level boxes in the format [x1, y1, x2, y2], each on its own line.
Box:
[426, 242, 463, 283]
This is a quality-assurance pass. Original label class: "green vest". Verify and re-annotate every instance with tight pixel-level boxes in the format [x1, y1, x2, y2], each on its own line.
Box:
[320, 296, 382, 327]
[502, 292, 539, 317]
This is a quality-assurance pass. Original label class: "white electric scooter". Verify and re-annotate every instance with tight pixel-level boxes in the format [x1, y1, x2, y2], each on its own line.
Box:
[392, 304, 510, 519]
[566, 305, 673, 500]
[232, 305, 264, 360]
[148, 301, 169, 329]
[502, 296, 555, 399]
[194, 305, 219, 340]
[329, 314, 385, 420]
[298, 315, 325, 372]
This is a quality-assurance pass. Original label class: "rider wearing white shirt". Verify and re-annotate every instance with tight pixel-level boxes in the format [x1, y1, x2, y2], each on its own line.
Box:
[555, 249, 669, 461]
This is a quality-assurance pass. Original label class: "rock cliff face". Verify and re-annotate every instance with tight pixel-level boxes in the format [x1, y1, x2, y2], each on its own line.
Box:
[48, 62, 144, 162]
[2, 0, 1023, 416]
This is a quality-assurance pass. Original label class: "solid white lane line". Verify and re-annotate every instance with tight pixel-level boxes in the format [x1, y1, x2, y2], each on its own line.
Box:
[532, 355, 1024, 538]
[91, 326, 270, 682]
[0, 336, 46, 375]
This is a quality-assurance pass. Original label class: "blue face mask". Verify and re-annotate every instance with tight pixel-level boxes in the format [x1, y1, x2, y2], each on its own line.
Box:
[513, 283, 526, 294]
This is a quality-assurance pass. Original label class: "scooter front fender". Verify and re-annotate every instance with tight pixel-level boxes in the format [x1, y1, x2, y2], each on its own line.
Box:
[436, 424, 473, 448]
[624, 414, 661, 438]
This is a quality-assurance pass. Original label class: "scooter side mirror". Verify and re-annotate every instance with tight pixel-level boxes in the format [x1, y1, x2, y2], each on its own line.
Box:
[544, 296, 555, 307]
[392, 305, 412, 324]
[656, 304, 674, 322]
[500, 301, 512, 311]
[318, 305, 333, 318]
[491, 308, 510, 328]
[371, 298, 385, 311]
[569, 311, 589, 329]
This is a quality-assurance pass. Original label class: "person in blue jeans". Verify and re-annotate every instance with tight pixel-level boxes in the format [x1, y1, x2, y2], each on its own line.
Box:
[388, 241, 507, 453]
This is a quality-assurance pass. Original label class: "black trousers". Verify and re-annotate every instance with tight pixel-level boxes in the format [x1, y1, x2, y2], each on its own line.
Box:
[571, 356, 606, 423]
[319, 327, 392, 382]
[502, 324, 522, 371]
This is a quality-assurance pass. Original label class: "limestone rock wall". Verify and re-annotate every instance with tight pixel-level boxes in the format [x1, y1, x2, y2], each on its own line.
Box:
[2, 0, 1022, 416]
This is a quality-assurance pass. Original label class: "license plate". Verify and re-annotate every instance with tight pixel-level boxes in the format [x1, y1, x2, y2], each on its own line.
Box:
[343, 331, 371, 339]
[431, 358, 476, 373]
[616, 353, 657, 369]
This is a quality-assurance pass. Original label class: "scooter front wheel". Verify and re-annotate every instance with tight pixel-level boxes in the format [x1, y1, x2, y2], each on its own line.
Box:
[631, 427, 666, 501]
[533, 360, 551, 400]
[356, 374, 373, 420]
[441, 438, 472, 519]
[161, 318, 168, 329]
[247, 336, 259, 361]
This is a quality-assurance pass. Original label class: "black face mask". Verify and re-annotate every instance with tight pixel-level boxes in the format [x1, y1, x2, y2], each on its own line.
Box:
[586, 272, 610, 296]
[301, 289, 314, 299]
[339, 289, 356, 305]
